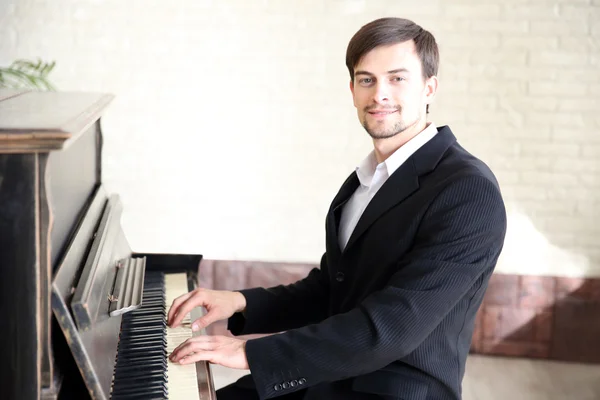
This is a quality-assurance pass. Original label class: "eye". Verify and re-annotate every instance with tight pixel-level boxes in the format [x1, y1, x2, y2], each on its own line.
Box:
[359, 77, 373, 85]
[391, 76, 405, 82]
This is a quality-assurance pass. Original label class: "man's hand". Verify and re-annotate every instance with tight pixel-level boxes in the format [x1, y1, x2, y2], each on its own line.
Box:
[167, 288, 247, 331]
[169, 335, 249, 369]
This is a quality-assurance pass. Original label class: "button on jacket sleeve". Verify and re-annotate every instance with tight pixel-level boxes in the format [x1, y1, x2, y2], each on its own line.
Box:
[241, 175, 507, 399]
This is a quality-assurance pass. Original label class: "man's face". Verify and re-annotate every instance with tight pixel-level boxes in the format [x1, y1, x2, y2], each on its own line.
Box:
[350, 40, 434, 140]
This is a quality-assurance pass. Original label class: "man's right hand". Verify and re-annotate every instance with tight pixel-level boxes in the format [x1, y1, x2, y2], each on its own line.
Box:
[167, 288, 247, 332]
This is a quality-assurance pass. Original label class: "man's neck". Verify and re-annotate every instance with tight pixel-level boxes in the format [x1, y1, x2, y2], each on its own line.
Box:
[373, 120, 430, 164]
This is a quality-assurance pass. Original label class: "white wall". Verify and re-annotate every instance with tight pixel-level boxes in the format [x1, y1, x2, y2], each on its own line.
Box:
[2, 0, 599, 277]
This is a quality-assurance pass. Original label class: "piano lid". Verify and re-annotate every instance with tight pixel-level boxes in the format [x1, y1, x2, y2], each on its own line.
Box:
[0, 90, 114, 153]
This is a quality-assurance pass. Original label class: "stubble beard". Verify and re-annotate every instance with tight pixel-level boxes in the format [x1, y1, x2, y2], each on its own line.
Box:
[362, 108, 422, 140]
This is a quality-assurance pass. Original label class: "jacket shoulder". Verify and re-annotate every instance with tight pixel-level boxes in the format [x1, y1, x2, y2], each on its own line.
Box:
[425, 141, 502, 192]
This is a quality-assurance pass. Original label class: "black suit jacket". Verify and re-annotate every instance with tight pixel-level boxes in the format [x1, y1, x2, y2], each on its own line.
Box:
[227, 126, 507, 400]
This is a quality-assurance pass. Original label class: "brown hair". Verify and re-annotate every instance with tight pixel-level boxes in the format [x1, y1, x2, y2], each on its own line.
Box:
[345, 17, 439, 112]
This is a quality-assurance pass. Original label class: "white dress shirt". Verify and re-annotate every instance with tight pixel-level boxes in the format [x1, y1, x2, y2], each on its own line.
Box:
[338, 123, 439, 251]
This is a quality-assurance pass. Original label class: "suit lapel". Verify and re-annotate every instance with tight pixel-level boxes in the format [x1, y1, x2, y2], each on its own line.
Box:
[343, 159, 419, 251]
[343, 125, 457, 252]
[326, 172, 359, 260]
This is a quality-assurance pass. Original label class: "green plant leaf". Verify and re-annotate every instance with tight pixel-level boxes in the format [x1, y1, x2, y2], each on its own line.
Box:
[0, 58, 57, 90]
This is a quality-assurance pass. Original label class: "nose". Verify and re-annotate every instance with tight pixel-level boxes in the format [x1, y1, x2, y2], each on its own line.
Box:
[373, 81, 391, 104]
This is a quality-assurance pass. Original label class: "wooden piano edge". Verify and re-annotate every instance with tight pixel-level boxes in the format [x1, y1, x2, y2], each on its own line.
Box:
[196, 357, 218, 400]
[40, 372, 62, 400]
[133, 252, 203, 275]
[189, 281, 218, 400]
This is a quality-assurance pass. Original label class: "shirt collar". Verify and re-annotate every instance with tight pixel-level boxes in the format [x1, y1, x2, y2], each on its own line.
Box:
[355, 151, 378, 187]
[355, 122, 438, 187]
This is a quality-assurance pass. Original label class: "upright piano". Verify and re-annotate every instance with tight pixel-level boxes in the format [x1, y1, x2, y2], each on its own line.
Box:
[0, 90, 216, 399]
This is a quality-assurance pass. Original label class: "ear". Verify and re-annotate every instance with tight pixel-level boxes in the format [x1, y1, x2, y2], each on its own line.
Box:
[424, 75, 438, 109]
[350, 79, 357, 108]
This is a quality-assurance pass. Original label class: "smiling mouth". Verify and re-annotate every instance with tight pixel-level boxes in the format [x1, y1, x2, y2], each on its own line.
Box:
[368, 110, 398, 116]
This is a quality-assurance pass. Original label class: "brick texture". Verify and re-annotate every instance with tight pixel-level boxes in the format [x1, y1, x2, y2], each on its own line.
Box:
[199, 261, 600, 363]
[473, 273, 600, 363]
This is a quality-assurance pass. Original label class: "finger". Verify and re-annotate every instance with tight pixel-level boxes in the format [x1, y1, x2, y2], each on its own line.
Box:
[167, 292, 193, 325]
[170, 294, 205, 328]
[178, 351, 213, 365]
[167, 292, 193, 324]
[169, 338, 216, 362]
[171, 335, 215, 354]
[191, 313, 217, 332]
[170, 335, 214, 354]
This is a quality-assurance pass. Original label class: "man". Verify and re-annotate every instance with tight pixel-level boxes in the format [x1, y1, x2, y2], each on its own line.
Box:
[168, 17, 506, 400]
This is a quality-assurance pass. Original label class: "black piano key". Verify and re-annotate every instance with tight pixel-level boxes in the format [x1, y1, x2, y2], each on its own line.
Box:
[111, 271, 172, 399]
[119, 321, 165, 329]
[115, 353, 167, 363]
[112, 389, 167, 400]
[116, 339, 165, 348]
[112, 391, 167, 400]
[113, 373, 167, 388]
[115, 346, 167, 355]
[112, 395, 166, 400]
[114, 362, 167, 374]
[117, 347, 166, 356]
[113, 362, 167, 374]
[113, 364, 167, 376]
[119, 327, 164, 336]
[132, 297, 163, 304]
[133, 304, 162, 309]
[121, 309, 165, 318]
[116, 340, 165, 348]
[120, 313, 165, 321]
[112, 382, 167, 396]
[117, 335, 167, 344]
[113, 371, 166, 384]
[117, 340, 166, 348]
[116, 341, 165, 350]
[121, 321, 165, 336]
[122, 309, 162, 317]
[118, 331, 165, 339]
[115, 344, 165, 353]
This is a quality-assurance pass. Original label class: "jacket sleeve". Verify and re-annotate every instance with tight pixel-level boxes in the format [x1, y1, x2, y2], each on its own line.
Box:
[243, 175, 507, 399]
[227, 252, 330, 335]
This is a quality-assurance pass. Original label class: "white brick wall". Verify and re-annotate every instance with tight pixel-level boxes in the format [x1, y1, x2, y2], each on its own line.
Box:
[1, 0, 599, 277]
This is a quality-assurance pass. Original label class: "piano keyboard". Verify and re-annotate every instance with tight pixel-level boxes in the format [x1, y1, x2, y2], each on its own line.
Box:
[165, 273, 202, 400]
[111, 271, 215, 399]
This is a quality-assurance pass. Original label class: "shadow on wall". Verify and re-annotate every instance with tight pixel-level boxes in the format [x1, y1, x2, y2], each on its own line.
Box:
[469, 191, 600, 362]
[496, 203, 597, 279]
[471, 272, 600, 364]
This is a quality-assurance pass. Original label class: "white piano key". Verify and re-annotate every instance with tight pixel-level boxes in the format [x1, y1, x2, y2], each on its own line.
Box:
[165, 273, 203, 400]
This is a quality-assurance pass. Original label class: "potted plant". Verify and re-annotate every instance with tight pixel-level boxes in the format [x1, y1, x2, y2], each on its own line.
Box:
[0, 58, 56, 90]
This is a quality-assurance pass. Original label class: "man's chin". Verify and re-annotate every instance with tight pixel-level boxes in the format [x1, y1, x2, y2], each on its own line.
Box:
[366, 130, 399, 140]
[364, 119, 417, 139]
[364, 124, 403, 140]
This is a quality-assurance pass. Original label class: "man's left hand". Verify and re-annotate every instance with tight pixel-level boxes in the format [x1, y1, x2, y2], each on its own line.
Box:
[169, 335, 249, 369]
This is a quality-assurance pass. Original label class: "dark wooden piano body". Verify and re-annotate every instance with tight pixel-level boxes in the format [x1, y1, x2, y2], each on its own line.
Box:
[0, 90, 212, 399]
